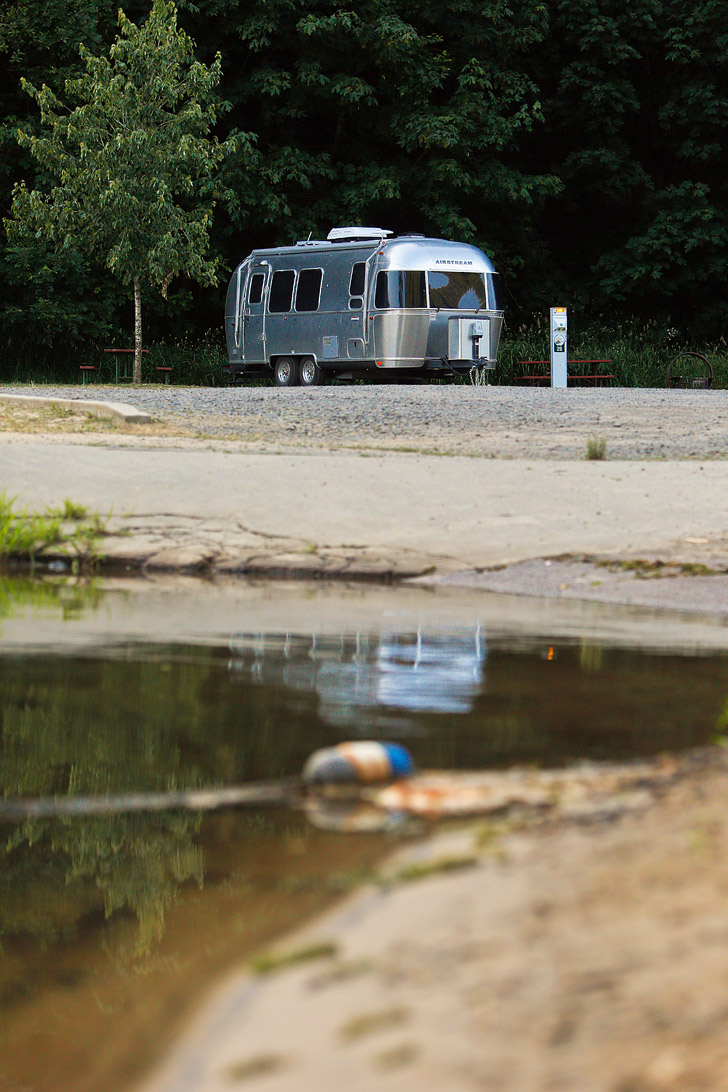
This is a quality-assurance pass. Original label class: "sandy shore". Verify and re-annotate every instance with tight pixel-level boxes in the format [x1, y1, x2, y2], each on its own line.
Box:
[137, 750, 728, 1092]
[3, 387, 728, 1092]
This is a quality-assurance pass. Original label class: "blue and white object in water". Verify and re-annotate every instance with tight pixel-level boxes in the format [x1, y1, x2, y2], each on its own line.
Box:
[302, 741, 415, 785]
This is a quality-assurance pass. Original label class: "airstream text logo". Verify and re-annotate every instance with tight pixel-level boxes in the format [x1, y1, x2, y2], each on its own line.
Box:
[435, 258, 474, 265]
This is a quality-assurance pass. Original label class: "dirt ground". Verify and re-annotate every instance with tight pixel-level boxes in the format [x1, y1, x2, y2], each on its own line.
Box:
[137, 750, 728, 1092]
[4, 390, 728, 1091]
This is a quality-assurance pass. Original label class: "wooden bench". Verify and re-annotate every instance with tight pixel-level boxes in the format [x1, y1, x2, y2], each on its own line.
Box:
[156, 366, 172, 385]
[517, 359, 615, 386]
[79, 364, 96, 385]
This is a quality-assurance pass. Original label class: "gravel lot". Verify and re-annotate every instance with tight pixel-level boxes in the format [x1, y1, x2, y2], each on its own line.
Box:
[4, 383, 728, 459]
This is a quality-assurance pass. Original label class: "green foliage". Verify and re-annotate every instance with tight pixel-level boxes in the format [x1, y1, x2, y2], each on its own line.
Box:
[0, 491, 106, 569]
[213, 0, 557, 259]
[5, 0, 237, 380]
[0, 492, 62, 564]
[143, 331, 228, 386]
[526, 0, 728, 328]
[1, 0, 728, 366]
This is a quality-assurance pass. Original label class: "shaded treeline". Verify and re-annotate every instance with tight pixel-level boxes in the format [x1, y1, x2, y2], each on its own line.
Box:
[1, 0, 727, 374]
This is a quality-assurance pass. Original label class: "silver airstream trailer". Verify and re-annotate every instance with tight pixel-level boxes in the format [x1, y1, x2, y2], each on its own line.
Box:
[223, 227, 503, 386]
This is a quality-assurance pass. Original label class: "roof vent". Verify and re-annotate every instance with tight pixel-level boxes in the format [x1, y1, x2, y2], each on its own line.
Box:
[327, 227, 393, 242]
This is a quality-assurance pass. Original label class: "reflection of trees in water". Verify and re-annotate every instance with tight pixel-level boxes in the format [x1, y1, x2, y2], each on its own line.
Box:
[1, 655, 214, 953]
[0, 632, 332, 952]
[2, 814, 203, 955]
[64, 814, 203, 954]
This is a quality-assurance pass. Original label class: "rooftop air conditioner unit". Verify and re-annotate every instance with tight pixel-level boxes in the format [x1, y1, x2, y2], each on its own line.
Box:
[326, 227, 393, 242]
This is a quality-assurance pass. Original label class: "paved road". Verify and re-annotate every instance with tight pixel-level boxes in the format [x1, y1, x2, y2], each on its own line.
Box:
[1, 438, 727, 574]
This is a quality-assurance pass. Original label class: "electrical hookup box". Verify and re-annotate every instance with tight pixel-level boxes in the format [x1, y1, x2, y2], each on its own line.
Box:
[550, 307, 567, 388]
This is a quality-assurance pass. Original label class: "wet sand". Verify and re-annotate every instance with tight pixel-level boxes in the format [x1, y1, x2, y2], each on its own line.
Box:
[137, 749, 728, 1092]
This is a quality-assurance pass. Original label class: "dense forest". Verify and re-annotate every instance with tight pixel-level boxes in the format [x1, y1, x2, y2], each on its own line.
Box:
[1, 0, 727, 377]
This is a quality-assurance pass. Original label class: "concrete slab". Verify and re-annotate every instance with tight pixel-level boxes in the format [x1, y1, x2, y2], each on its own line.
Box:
[1, 441, 727, 576]
[0, 392, 153, 424]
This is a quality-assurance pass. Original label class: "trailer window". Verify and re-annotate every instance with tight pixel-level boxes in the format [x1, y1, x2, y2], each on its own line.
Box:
[248, 273, 264, 305]
[269, 270, 295, 313]
[486, 272, 502, 311]
[350, 262, 366, 296]
[427, 271, 486, 310]
[375, 270, 427, 309]
[295, 268, 323, 312]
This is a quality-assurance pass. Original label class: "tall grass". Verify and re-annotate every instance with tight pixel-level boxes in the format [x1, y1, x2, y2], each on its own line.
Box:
[0, 493, 63, 565]
[1, 331, 229, 386]
[142, 331, 227, 386]
[0, 492, 107, 570]
[496, 317, 728, 388]
[4, 317, 728, 388]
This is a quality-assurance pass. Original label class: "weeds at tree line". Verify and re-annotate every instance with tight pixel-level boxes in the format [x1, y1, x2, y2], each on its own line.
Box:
[2, 321, 727, 389]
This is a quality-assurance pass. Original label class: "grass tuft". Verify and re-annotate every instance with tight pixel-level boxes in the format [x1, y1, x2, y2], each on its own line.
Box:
[373, 1043, 419, 1070]
[394, 852, 479, 883]
[339, 1007, 409, 1041]
[222, 1054, 286, 1082]
[250, 940, 338, 975]
[0, 492, 107, 570]
[0, 492, 62, 565]
[59, 498, 89, 521]
[585, 435, 607, 460]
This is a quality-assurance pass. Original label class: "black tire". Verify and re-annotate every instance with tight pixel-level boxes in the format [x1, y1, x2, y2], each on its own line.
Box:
[299, 356, 324, 386]
[274, 356, 299, 387]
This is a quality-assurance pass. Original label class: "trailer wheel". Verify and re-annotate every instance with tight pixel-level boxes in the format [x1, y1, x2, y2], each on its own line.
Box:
[299, 356, 324, 387]
[274, 357, 299, 387]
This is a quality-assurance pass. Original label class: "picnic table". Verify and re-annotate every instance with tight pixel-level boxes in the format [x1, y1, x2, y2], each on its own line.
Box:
[516, 359, 615, 386]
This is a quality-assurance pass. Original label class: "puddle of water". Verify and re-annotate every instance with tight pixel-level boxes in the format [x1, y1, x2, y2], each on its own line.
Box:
[2, 575, 728, 1092]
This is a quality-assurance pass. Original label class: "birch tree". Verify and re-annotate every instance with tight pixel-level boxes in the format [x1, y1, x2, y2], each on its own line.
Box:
[6, 0, 232, 382]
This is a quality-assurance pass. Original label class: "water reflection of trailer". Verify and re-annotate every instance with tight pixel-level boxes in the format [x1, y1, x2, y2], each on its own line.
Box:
[228, 625, 486, 730]
[223, 227, 504, 386]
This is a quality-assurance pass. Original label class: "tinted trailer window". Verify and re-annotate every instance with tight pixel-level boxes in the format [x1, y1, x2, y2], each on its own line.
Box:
[349, 262, 366, 310]
[295, 268, 323, 312]
[269, 270, 295, 313]
[486, 272, 502, 311]
[375, 270, 427, 308]
[428, 271, 486, 310]
[248, 273, 264, 304]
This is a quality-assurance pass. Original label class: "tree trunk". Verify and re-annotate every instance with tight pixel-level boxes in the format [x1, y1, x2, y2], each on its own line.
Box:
[133, 276, 143, 384]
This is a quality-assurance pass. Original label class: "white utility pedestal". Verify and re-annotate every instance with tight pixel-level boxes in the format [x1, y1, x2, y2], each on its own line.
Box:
[550, 307, 568, 388]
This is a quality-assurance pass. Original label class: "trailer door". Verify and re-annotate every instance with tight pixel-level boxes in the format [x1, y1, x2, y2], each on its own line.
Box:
[242, 263, 268, 363]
